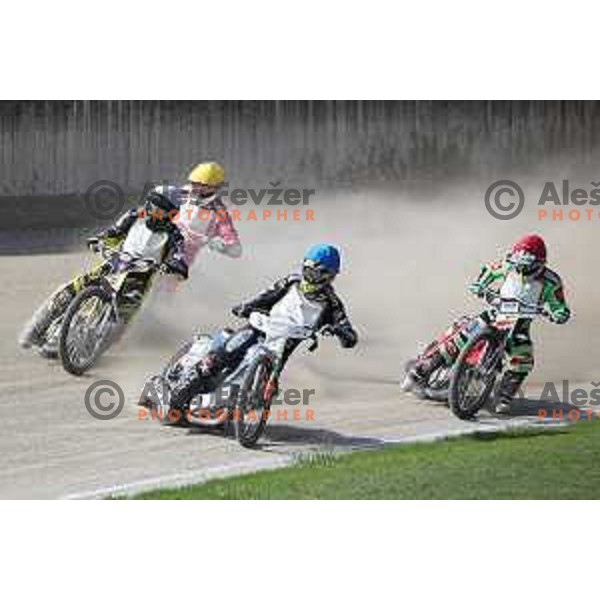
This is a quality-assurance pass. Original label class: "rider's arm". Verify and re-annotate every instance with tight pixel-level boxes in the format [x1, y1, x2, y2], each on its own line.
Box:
[207, 207, 242, 258]
[234, 275, 299, 316]
[97, 209, 138, 242]
[162, 223, 189, 279]
[468, 259, 507, 297]
[323, 292, 358, 349]
[541, 269, 571, 324]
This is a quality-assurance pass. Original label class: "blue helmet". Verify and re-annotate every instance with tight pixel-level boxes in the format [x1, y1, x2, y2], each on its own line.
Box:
[303, 244, 341, 273]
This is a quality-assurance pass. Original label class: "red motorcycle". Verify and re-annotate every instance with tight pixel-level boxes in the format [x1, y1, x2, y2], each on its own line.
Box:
[448, 294, 547, 420]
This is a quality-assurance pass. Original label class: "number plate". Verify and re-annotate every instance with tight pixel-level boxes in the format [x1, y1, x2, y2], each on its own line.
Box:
[499, 301, 519, 314]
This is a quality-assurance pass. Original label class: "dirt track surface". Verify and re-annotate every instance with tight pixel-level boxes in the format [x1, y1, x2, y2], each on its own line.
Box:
[1, 189, 597, 498]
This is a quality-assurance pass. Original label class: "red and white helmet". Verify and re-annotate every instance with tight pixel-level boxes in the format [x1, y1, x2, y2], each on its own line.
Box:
[510, 234, 547, 275]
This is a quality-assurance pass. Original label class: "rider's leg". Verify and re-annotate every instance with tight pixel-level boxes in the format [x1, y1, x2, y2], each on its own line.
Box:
[406, 320, 471, 389]
[197, 326, 260, 377]
[495, 324, 534, 414]
[119, 272, 153, 325]
[417, 351, 446, 378]
[403, 350, 446, 394]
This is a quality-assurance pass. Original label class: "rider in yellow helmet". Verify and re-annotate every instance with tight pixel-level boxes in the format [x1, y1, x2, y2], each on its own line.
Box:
[20, 161, 241, 357]
[188, 161, 226, 189]
[175, 161, 242, 265]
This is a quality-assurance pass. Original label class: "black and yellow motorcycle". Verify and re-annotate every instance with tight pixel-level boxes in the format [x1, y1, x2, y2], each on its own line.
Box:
[58, 241, 163, 375]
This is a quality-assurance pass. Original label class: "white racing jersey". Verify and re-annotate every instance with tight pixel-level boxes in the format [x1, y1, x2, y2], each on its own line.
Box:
[120, 219, 169, 262]
[499, 271, 544, 307]
[268, 284, 324, 331]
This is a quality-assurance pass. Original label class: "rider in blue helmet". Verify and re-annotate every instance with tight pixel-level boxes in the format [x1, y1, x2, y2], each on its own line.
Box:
[304, 244, 341, 270]
[300, 244, 341, 297]
[195, 244, 357, 379]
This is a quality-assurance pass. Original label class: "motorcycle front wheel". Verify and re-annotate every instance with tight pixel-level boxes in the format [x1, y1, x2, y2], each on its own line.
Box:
[234, 354, 274, 448]
[448, 329, 503, 420]
[59, 286, 115, 376]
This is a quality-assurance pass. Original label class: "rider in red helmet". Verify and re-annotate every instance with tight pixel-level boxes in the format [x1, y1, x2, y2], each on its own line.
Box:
[405, 234, 571, 415]
[510, 234, 547, 276]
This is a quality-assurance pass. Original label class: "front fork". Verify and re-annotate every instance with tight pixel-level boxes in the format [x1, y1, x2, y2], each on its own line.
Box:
[90, 284, 121, 348]
[263, 356, 281, 402]
[478, 329, 508, 381]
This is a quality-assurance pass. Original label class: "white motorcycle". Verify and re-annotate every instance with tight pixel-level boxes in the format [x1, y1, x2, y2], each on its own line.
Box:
[142, 311, 331, 448]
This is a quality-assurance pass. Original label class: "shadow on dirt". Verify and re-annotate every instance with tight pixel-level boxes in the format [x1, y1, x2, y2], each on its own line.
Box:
[496, 396, 583, 419]
[184, 420, 385, 451]
[261, 423, 385, 449]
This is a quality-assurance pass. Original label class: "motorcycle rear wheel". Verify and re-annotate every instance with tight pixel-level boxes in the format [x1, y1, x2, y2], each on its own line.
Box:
[160, 342, 201, 425]
[401, 360, 450, 401]
[135, 340, 196, 409]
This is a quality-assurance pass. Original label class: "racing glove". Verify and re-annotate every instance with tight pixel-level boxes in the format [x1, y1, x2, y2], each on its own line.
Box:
[86, 237, 101, 252]
[207, 237, 226, 253]
[329, 321, 358, 349]
[163, 256, 189, 280]
[468, 282, 486, 298]
[469, 283, 499, 305]
[231, 303, 251, 319]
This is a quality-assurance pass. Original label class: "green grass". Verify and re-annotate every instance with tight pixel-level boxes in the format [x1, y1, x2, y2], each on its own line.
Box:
[132, 421, 600, 499]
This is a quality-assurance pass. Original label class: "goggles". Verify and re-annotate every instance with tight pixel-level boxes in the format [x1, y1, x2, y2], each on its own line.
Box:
[302, 260, 336, 286]
[510, 250, 542, 274]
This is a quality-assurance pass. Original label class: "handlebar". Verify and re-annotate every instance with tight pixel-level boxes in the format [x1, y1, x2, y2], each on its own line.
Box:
[91, 239, 160, 272]
[245, 311, 337, 352]
[483, 290, 550, 319]
[306, 324, 337, 352]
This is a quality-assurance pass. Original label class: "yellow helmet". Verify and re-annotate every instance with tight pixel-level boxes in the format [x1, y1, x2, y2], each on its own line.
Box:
[187, 162, 225, 186]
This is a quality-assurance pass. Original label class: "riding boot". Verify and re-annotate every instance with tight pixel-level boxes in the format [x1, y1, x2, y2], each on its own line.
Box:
[414, 351, 445, 383]
[495, 371, 526, 414]
[404, 351, 445, 393]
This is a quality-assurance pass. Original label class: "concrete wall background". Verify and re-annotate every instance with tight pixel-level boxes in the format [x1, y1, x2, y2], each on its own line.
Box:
[2, 101, 599, 197]
[1, 100, 599, 247]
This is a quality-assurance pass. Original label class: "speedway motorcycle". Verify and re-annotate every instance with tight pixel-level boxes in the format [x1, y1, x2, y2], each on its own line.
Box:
[58, 241, 163, 375]
[141, 311, 331, 448]
[448, 293, 547, 420]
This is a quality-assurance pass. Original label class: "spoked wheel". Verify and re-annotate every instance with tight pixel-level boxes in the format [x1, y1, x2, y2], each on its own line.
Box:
[401, 359, 450, 401]
[161, 341, 195, 378]
[234, 354, 274, 448]
[37, 316, 64, 359]
[136, 340, 195, 409]
[448, 329, 503, 420]
[59, 286, 115, 376]
[425, 366, 451, 402]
